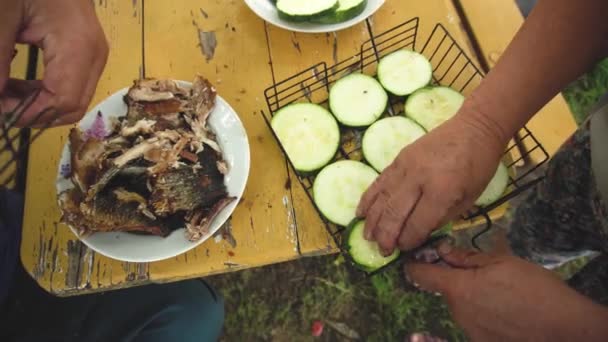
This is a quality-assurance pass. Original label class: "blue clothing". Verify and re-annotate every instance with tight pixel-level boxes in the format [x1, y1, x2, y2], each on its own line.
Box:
[0, 189, 224, 341]
[0, 189, 23, 304]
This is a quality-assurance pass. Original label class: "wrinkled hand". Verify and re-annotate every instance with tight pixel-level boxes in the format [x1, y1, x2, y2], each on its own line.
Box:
[0, 0, 108, 127]
[356, 113, 505, 254]
[406, 244, 608, 342]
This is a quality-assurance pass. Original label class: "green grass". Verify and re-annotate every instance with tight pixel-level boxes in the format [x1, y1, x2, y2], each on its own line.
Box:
[562, 58, 608, 125]
[208, 255, 463, 341]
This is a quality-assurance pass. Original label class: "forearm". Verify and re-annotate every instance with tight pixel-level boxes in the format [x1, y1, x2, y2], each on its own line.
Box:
[459, 0, 608, 147]
[558, 296, 608, 340]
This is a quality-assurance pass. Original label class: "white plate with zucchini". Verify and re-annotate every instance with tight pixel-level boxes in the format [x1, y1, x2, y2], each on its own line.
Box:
[244, 0, 385, 33]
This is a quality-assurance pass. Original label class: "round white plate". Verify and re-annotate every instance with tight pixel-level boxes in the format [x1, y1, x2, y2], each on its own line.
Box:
[244, 0, 385, 33]
[56, 81, 250, 263]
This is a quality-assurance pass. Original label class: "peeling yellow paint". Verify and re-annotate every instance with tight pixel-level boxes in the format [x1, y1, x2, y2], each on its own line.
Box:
[19, 0, 572, 296]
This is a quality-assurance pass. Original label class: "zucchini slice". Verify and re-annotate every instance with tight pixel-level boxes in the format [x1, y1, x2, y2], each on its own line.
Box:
[377, 50, 433, 96]
[276, 0, 339, 22]
[271, 103, 340, 172]
[346, 219, 400, 271]
[405, 86, 465, 131]
[329, 73, 388, 127]
[475, 162, 509, 206]
[362, 116, 426, 172]
[313, 160, 378, 226]
[431, 222, 453, 237]
[313, 0, 368, 24]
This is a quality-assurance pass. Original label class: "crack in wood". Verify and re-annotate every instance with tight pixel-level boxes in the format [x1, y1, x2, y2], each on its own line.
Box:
[290, 33, 301, 54]
[48, 245, 59, 292]
[65, 240, 85, 288]
[33, 232, 46, 279]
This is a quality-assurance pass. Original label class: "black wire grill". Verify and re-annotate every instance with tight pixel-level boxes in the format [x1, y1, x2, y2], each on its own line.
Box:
[262, 18, 549, 274]
[0, 47, 54, 193]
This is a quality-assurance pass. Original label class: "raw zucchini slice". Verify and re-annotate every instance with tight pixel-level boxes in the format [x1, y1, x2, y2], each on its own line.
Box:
[475, 162, 509, 206]
[271, 103, 340, 172]
[276, 0, 339, 22]
[405, 86, 465, 131]
[329, 73, 388, 127]
[362, 116, 426, 172]
[314, 0, 367, 24]
[346, 219, 400, 271]
[313, 160, 378, 226]
[431, 222, 453, 237]
[377, 50, 433, 96]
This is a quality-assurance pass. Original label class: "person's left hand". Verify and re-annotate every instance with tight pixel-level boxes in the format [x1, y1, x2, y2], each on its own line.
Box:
[0, 0, 109, 127]
[405, 243, 608, 342]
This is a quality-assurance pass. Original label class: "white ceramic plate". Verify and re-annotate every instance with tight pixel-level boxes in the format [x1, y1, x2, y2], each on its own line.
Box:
[244, 0, 385, 33]
[56, 81, 250, 262]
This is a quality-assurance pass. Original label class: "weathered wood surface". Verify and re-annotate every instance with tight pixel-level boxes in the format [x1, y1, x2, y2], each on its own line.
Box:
[20, 0, 576, 295]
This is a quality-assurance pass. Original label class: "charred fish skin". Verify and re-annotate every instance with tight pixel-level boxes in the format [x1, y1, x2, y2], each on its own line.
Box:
[68, 128, 107, 192]
[186, 196, 236, 242]
[59, 187, 171, 237]
[149, 146, 228, 216]
[150, 167, 227, 216]
[59, 76, 233, 241]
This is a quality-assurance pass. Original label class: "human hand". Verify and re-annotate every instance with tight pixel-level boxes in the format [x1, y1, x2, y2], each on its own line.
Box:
[0, 0, 108, 127]
[405, 243, 608, 342]
[357, 110, 506, 254]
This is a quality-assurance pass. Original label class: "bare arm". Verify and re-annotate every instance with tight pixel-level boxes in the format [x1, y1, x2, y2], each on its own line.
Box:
[407, 245, 608, 341]
[462, 0, 608, 149]
[358, 0, 608, 254]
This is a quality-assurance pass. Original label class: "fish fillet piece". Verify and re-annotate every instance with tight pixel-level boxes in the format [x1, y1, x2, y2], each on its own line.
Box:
[149, 147, 227, 216]
[186, 197, 236, 242]
[190, 75, 217, 122]
[59, 187, 170, 237]
[68, 128, 106, 192]
[149, 169, 226, 216]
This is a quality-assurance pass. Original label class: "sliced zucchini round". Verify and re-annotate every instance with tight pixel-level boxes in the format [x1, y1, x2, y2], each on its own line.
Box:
[362, 116, 426, 172]
[346, 219, 400, 271]
[377, 50, 433, 96]
[313, 160, 378, 226]
[405, 86, 465, 131]
[271, 103, 340, 172]
[313, 0, 368, 24]
[475, 162, 509, 206]
[329, 73, 388, 127]
[276, 0, 339, 22]
[431, 221, 453, 237]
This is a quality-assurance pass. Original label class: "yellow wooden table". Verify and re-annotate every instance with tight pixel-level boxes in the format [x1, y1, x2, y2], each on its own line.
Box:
[18, 0, 576, 296]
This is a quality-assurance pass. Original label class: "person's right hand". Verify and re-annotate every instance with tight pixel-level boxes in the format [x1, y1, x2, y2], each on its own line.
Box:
[357, 108, 507, 255]
[0, 0, 109, 127]
[405, 243, 608, 341]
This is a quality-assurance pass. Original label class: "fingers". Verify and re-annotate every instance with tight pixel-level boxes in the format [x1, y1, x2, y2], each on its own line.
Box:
[54, 33, 109, 126]
[72, 39, 108, 125]
[360, 169, 389, 240]
[397, 202, 437, 251]
[373, 181, 422, 254]
[408, 333, 447, 342]
[13, 41, 107, 127]
[1, 79, 58, 128]
[357, 174, 383, 218]
[359, 162, 414, 246]
[437, 242, 496, 268]
[363, 194, 383, 241]
[13, 0, 109, 127]
[0, 44, 15, 96]
[398, 188, 461, 250]
[0, 3, 20, 94]
[404, 261, 461, 295]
